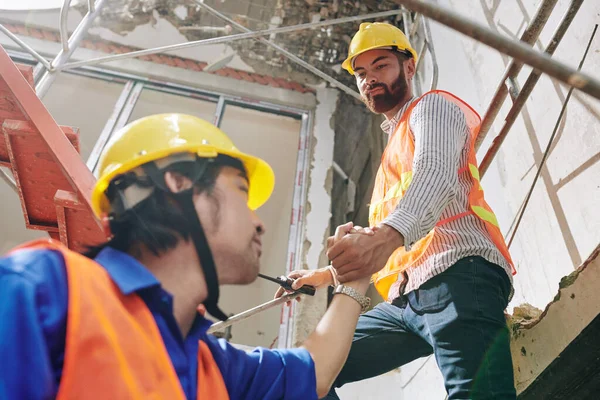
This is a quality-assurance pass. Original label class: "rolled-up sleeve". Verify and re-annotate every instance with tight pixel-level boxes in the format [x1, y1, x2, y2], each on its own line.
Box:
[206, 336, 317, 400]
[383, 93, 467, 250]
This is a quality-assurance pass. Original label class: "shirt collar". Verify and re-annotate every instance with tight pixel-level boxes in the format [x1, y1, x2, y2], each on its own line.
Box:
[94, 246, 160, 295]
[380, 96, 417, 135]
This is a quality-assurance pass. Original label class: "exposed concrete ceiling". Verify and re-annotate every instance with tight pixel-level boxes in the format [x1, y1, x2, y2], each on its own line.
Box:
[81, 0, 407, 85]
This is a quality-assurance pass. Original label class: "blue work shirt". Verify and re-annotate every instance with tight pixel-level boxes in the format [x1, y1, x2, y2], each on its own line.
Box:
[0, 245, 317, 400]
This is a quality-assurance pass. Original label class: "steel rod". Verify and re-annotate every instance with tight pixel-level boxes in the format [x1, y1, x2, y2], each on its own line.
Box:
[475, 0, 560, 151]
[197, 1, 362, 100]
[0, 168, 17, 193]
[0, 24, 52, 70]
[36, 0, 107, 98]
[207, 293, 300, 334]
[213, 96, 226, 127]
[394, 0, 600, 100]
[507, 24, 597, 249]
[60, 0, 73, 52]
[424, 17, 439, 91]
[87, 81, 135, 172]
[60, 8, 404, 78]
[332, 161, 349, 181]
[479, 0, 584, 176]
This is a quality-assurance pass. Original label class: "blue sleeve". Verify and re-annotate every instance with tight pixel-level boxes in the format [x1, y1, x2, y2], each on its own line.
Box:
[205, 336, 317, 400]
[0, 249, 69, 400]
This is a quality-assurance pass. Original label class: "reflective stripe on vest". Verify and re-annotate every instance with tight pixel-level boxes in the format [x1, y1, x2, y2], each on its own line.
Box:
[11, 239, 229, 400]
[368, 90, 515, 300]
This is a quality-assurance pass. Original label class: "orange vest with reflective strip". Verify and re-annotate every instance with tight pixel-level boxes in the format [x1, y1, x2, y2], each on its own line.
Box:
[369, 90, 516, 299]
[11, 239, 229, 400]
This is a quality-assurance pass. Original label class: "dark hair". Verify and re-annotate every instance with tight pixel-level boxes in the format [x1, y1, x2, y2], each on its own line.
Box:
[393, 49, 412, 64]
[85, 154, 247, 259]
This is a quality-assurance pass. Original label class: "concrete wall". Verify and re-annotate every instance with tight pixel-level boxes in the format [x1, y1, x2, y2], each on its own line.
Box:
[337, 0, 600, 398]
[0, 7, 334, 350]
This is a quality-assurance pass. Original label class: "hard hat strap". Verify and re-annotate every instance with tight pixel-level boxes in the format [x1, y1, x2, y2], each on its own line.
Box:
[141, 159, 229, 322]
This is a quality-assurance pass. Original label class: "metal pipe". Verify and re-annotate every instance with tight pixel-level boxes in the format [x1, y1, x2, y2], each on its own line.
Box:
[60, 0, 73, 52]
[480, 0, 585, 176]
[475, 0, 560, 151]
[332, 161, 349, 181]
[196, 2, 362, 100]
[402, 9, 422, 96]
[213, 96, 226, 127]
[60, 8, 405, 76]
[36, 0, 107, 97]
[207, 293, 300, 334]
[87, 81, 135, 172]
[88, 0, 95, 13]
[0, 168, 17, 193]
[393, 0, 600, 100]
[414, 40, 427, 79]
[87, 81, 144, 174]
[0, 24, 52, 70]
[423, 17, 438, 91]
[507, 24, 596, 249]
[410, 13, 421, 37]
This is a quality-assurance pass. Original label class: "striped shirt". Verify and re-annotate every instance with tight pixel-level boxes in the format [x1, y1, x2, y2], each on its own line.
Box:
[380, 93, 514, 301]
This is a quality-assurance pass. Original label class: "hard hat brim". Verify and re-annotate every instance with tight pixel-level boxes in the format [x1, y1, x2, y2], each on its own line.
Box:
[342, 45, 418, 75]
[91, 145, 275, 218]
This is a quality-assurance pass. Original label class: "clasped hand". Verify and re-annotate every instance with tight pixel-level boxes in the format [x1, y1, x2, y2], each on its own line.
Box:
[274, 221, 402, 304]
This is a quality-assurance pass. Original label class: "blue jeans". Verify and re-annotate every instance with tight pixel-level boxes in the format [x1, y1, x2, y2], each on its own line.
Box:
[324, 256, 516, 400]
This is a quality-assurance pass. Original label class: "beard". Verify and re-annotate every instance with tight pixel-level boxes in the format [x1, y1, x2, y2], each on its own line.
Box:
[362, 70, 409, 114]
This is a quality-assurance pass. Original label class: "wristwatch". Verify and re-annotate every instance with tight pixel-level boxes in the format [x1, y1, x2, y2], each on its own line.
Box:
[333, 285, 371, 313]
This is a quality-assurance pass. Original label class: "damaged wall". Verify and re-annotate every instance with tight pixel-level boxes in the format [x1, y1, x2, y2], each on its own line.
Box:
[291, 86, 337, 346]
[330, 92, 386, 230]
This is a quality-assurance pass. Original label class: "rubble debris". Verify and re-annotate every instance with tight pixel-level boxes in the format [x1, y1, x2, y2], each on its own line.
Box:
[76, 0, 410, 85]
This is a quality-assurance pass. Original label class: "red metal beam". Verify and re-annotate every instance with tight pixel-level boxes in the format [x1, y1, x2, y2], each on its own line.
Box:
[0, 44, 100, 229]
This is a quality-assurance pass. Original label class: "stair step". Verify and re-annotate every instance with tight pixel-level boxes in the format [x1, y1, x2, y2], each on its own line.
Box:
[3, 120, 80, 231]
[55, 190, 106, 253]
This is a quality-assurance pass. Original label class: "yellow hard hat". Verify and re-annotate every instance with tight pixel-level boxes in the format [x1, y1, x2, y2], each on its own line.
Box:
[342, 22, 418, 75]
[91, 113, 275, 217]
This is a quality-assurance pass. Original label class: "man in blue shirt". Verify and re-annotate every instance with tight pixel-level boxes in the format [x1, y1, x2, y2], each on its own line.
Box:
[0, 114, 371, 399]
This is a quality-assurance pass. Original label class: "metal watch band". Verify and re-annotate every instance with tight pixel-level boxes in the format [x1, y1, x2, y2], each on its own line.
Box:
[333, 284, 371, 313]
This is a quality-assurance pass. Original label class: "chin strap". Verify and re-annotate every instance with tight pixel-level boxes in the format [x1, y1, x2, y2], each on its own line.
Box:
[141, 159, 229, 321]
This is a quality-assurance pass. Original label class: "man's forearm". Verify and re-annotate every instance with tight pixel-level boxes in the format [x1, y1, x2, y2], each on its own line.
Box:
[301, 279, 370, 398]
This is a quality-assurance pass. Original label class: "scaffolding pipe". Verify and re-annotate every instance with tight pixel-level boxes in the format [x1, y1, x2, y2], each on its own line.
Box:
[207, 293, 300, 334]
[424, 17, 439, 91]
[60, 0, 73, 52]
[36, 0, 107, 98]
[506, 24, 596, 249]
[475, 0, 560, 151]
[59, 8, 405, 77]
[197, 1, 362, 100]
[393, 0, 600, 100]
[479, 0, 585, 177]
[0, 24, 52, 70]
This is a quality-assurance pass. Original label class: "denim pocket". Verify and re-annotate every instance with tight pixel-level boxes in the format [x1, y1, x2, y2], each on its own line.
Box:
[407, 280, 453, 314]
[406, 257, 478, 315]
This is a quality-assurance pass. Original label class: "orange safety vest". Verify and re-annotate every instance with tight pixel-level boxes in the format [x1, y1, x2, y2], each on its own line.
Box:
[369, 90, 516, 299]
[11, 239, 229, 400]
